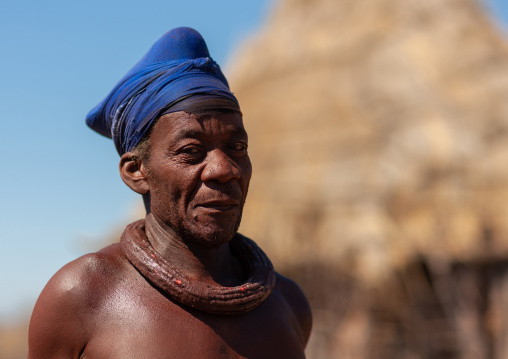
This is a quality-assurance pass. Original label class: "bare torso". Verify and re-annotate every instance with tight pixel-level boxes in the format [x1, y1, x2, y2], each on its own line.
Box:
[28, 243, 311, 359]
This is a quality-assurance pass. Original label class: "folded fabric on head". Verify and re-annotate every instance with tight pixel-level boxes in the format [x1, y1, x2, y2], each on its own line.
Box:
[86, 27, 240, 155]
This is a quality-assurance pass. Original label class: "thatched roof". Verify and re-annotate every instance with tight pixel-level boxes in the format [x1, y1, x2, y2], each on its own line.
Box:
[228, 0, 508, 284]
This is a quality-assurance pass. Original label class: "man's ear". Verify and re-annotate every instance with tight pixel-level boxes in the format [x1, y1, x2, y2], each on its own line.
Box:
[119, 152, 150, 194]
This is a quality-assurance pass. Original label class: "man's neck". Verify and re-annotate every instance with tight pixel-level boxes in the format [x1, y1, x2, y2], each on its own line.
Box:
[144, 213, 245, 287]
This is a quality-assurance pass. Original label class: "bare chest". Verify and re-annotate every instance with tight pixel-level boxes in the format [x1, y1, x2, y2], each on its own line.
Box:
[81, 280, 305, 359]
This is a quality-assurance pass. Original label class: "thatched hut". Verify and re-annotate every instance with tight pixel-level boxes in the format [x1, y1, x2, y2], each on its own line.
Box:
[228, 0, 508, 357]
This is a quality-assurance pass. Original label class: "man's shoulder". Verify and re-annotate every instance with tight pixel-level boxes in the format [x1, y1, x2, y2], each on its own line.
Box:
[28, 244, 130, 358]
[45, 244, 128, 300]
[30, 243, 130, 320]
[274, 272, 313, 346]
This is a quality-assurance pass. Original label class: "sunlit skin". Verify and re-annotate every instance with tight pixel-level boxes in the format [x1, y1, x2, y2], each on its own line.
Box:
[28, 111, 312, 358]
[147, 111, 251, 244]
[122, 112, 252, 286]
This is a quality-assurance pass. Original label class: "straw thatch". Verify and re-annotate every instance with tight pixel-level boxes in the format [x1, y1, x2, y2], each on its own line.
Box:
[226, 0, 508, 357]
[231, 0, 508, 283]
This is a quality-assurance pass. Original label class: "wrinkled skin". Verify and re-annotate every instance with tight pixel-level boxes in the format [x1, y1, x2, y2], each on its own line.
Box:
[146, 112, 252, 251]
[28, 112, 312, 358]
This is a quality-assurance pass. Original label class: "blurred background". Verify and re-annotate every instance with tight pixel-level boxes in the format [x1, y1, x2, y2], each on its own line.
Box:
[2, 0, 508, 357]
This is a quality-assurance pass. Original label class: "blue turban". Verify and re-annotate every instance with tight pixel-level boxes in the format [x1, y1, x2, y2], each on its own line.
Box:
[86, 27, 240, 155]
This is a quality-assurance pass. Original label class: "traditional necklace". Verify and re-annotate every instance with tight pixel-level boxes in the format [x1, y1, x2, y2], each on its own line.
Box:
[120, 217, 276, 315]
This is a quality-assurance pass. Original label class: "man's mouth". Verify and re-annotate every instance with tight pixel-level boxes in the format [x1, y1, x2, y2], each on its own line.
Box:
[196, 200, 241, 212]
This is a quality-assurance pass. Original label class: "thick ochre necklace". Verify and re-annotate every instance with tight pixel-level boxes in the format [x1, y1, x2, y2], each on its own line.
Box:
[120, 216, 276, 315]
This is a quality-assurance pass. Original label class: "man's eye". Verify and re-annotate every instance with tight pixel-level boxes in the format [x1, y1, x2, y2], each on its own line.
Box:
[184, 147, 200, 154]
[180, 146, 203, 156]
[230, 142, 248, 155]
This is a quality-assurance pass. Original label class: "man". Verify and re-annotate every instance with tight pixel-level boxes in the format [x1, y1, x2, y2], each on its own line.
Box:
[28, 27, 312, 358]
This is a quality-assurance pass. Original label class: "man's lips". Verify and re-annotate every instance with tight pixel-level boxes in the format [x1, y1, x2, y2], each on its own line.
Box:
[195, 200, 241, 212]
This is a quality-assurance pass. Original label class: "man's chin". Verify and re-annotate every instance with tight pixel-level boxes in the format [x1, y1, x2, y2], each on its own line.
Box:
[150, 208, 243, 248]
[181, 221, 241, 249]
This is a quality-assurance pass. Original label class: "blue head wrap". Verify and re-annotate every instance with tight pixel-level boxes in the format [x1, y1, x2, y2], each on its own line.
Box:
[86, 27, 240, 155]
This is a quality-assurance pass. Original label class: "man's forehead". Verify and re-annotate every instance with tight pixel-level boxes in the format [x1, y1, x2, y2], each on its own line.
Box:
[152, 111, 247, 141]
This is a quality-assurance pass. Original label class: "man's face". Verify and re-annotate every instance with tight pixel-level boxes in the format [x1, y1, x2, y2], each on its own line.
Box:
[145, 111, 252, 247]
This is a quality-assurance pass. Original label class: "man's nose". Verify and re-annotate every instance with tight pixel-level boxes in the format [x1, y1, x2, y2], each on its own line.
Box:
[201, 150, 242, 183]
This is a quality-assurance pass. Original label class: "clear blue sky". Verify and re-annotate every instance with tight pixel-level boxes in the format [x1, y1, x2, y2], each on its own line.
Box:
[0, 0, 507, 323]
